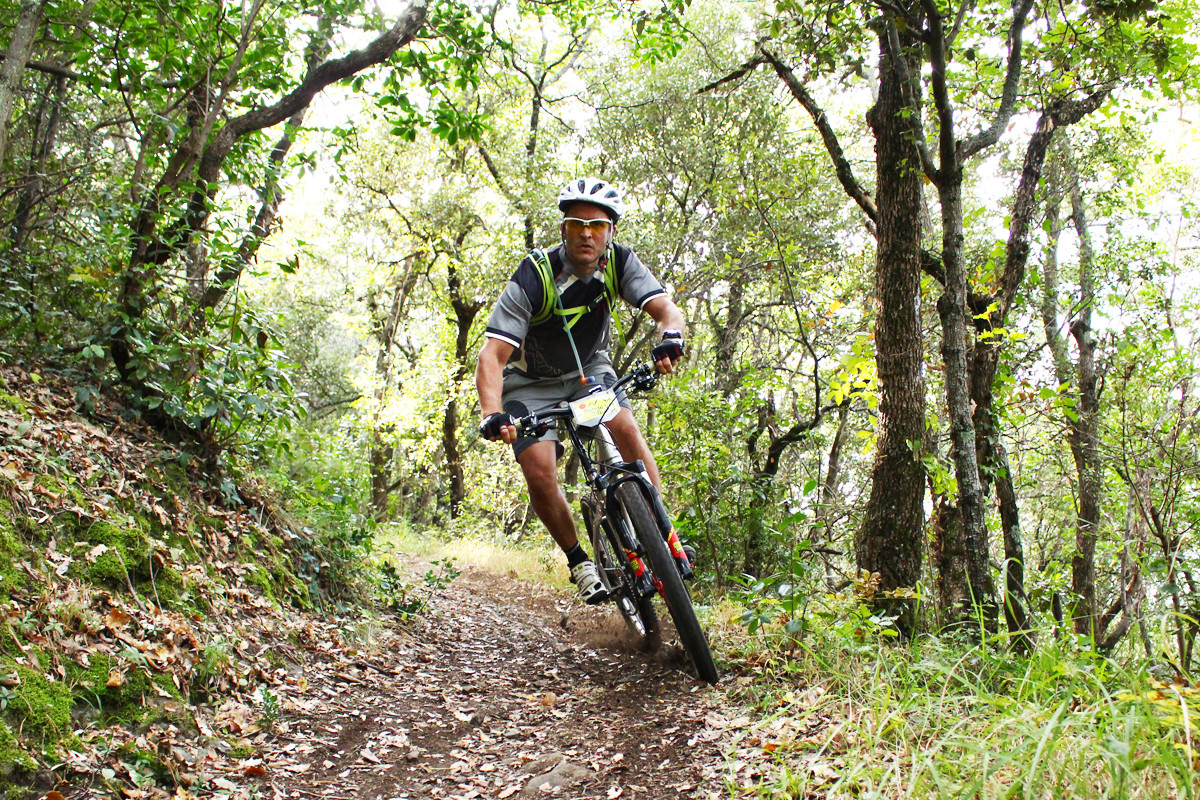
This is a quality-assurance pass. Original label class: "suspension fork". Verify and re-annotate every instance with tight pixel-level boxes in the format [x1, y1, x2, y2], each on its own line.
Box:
[604, 461, 691, 575]
[603, 464, 671, 535]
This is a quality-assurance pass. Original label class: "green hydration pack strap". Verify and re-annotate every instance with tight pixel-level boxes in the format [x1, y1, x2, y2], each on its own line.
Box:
[528, 246, 619, 330]
[528, 245, 619, 382]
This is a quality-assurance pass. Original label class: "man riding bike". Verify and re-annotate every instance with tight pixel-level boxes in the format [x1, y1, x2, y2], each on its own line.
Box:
[476, 177, 689, 604]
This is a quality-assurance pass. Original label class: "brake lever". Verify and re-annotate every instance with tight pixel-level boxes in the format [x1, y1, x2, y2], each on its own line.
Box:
[515, 414, 551, 438]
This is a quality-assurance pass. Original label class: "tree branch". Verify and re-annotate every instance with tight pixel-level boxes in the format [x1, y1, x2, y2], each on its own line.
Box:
[761, 402, 846, 482]
[996, 85, 1113, 324]
[197, 1, 427, 186]
[156, 1, 427, 271]
[919, 0, 956, 179]
[878, 14, 938, 180]
[960, 0, 1034, 159]
[756, 45, 878, 224]
[695, 51, 766, 94]
[0, 0, 47, 165]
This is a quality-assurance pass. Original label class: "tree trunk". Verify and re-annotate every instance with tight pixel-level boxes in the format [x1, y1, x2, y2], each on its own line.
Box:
[0, 0, 45, 165]
[935, 173, 996, 627]
[369, 437, 396, 520]
[995, 441, 1030, 650]
[8, 71, 64, 252]
[930, 491, 968, 630]
[1121, 475, 1153, 657]
[1065, 147, 1102, 642]
[1042, 137, 1104, 644]
[960, 110, 1064, 645]
[958, 97, 1107, 645]
[446, 257, 483, 518]
[814, 404, 850, 589]
[856, 24, 927, 636]
[187, 106, 308, 329]
[369, 260, 420, 521]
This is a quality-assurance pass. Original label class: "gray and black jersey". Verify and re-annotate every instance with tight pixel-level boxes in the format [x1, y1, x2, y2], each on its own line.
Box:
[483, 243, 666, 379]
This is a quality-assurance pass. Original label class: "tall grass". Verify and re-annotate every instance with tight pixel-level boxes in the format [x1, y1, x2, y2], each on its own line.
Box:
[720, 615, 1199, 800]
[373, 518, 569, 590]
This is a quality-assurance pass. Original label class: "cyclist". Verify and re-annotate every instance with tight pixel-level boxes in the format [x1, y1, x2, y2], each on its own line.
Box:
[476, 177, 687, 604]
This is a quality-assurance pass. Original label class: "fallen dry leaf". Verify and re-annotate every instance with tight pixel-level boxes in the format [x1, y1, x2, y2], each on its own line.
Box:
[106, 608, 132, 628]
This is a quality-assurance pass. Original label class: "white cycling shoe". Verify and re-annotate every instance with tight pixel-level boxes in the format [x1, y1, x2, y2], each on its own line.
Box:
[570, 560, 609, 605]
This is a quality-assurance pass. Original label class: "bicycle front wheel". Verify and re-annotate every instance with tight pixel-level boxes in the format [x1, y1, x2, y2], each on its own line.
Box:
[583, 493, 659, 646]
[614, 483, 719, 684]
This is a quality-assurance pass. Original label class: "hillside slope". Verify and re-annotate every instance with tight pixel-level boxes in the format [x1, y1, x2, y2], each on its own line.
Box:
[0, 364, 370, 798]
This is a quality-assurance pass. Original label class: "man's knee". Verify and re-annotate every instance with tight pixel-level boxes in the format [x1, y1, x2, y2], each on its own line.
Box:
[606, 409, 645, 450]
[517, 443, 560, 495]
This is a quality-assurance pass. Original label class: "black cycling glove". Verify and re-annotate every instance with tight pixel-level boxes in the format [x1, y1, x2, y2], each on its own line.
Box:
[479, 412, 514, 440]
[651, 329, 685, 365]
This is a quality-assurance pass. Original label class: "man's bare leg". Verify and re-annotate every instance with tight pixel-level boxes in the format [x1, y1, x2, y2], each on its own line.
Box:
[516, 439, 609, 602]
[516, 440, 578, 548]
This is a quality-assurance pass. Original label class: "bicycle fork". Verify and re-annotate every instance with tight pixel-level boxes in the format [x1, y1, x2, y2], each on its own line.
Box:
[593, 427, 692, 589]
[618, 466, 694, 581]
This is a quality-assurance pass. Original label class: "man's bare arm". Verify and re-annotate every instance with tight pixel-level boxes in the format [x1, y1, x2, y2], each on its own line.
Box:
[644, 296, 686, 374]
[476, 338, 518, 443]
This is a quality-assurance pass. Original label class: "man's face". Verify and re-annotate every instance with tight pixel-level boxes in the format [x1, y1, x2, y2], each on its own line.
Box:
[560, 201, 614, 272]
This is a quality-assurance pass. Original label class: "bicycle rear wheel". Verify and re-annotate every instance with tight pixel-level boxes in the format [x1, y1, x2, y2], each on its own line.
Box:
[583, 494, 659, 646]
[614, 483, 719, 684]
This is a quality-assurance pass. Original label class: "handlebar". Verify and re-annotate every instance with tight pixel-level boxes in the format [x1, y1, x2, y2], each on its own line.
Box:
[512, 362, 659, 437]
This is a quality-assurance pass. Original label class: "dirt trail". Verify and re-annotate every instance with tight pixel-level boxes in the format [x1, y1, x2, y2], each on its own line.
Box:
[270, 566, 736, 800]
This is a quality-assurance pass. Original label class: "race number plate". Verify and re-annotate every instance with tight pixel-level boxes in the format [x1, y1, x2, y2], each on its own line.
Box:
[569, 389, 620, 427]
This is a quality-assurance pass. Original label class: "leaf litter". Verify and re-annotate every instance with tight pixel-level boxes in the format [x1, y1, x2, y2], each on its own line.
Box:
[0, 366, 768, 799]
[268, 566, 733, 800]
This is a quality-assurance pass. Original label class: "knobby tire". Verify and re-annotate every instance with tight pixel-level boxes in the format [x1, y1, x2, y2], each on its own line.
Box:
[614, 483, 719, 684]
[583, 494, 658, 646]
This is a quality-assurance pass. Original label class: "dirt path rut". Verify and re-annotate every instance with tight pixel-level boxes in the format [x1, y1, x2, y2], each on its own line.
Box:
[271, 566, 733, 800]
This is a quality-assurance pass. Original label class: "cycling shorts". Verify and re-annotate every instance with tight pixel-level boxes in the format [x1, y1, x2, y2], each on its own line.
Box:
[501, 365, 631, 461]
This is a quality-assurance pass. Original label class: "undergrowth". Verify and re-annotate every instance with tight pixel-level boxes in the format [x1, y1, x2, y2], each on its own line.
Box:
[0, 365, 401, 796]
[717, 584, 1198, 800]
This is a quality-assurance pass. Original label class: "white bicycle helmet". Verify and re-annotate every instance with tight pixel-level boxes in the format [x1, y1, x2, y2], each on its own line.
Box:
[557, 177, 625, 222]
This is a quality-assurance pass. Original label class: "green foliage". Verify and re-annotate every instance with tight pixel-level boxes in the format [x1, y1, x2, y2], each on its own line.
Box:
[629, 0, 693, 63]
[723, 613, 1199, 799]
[265, 472, 377, 611]
[376, 2, 490, 143]
[373, 557, 461, 618]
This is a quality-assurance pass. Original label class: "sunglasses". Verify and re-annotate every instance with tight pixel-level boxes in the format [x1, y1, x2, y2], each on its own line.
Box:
[562, 217, 613, 235]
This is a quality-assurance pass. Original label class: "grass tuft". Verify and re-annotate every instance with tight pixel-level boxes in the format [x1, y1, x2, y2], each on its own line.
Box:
[722, 615, 1199, 800]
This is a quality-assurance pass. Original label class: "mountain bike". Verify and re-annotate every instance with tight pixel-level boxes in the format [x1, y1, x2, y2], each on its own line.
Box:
[511, 363, 719, 685]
